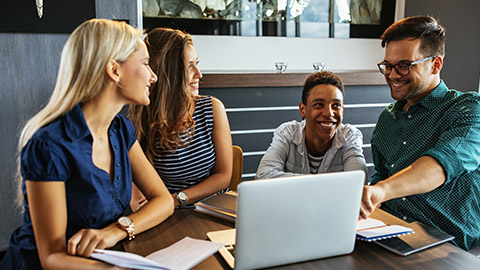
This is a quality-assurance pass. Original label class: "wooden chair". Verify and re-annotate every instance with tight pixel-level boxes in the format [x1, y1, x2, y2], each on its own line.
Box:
[228, 145, 243, 191]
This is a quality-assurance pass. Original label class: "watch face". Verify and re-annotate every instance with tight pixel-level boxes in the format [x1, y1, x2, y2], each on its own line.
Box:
[178, 192, 187, 201]
[118, 216, 132, 227]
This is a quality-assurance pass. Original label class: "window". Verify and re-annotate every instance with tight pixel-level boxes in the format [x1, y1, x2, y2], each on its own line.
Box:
[143, 0, 396, 38]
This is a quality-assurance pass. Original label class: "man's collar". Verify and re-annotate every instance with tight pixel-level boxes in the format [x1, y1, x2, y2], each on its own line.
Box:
[392, 80, 448, 112]
[416, 80, 448, 110]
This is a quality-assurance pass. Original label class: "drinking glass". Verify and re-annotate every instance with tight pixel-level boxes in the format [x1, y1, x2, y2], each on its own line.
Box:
[313, 62, 325, 71]
[275, 62, 288, 73]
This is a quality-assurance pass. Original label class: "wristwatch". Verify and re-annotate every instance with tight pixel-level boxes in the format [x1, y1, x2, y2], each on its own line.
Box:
[117, 216, 135, 240]
[176, 191, 188, 208]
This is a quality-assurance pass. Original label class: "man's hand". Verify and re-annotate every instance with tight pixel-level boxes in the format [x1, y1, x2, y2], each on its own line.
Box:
[359, 185, 387, 219]
[359, 156, 446, 220]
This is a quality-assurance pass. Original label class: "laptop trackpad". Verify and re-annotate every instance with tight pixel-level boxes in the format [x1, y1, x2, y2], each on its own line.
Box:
[207, 229, 237, 268]
[207, 228, 236, 245]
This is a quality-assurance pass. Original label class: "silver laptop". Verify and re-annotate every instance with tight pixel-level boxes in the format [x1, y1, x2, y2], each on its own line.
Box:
[207, 170, 365, 269]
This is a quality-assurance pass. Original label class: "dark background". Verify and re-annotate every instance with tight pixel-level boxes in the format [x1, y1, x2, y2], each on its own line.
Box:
[0, 0, 96, 33]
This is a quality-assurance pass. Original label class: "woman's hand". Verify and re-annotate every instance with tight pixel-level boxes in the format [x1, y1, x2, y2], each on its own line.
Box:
[67, 225, 124, 257]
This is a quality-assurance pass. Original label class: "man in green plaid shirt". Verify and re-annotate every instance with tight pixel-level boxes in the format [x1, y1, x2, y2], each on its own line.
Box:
[360, 15, 480, 251]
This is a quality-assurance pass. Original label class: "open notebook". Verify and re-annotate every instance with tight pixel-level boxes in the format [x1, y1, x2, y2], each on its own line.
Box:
[356, 218, 414, 241]
[207, 171, 365, 270]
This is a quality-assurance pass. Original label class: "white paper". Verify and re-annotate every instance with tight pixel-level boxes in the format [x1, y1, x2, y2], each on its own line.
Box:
[356, 218, 386, 231]
[92, 249, 166, 269]
[92, 237, 224, 270]
[146, 237, 224, 270]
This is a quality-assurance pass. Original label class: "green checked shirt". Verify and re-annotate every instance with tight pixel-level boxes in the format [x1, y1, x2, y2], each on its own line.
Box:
[371, 80, 480, 250]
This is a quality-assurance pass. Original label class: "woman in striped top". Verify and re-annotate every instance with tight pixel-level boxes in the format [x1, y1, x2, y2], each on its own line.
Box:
[128, 28, 232, 209]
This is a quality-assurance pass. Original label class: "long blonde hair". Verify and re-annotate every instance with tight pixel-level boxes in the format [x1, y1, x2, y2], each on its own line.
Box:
[16, 19, 142, 206]
[128, 28, 195, 161]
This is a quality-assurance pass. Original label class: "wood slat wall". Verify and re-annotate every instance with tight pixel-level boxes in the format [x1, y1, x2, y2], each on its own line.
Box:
[199, 71, 392, 181]
[200, 71, 386, 88]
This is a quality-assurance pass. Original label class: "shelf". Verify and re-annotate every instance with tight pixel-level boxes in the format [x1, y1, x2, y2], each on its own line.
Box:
[200, 70, 386, 88]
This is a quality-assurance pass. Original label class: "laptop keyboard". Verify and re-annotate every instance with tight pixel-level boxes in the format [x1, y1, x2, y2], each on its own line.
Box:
[226, 244, 236, 257]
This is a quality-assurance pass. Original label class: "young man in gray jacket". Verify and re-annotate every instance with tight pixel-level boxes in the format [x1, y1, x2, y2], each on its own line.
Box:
[256, 71, 367, 181]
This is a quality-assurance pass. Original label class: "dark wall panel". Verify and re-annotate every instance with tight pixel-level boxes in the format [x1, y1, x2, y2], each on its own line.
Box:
[201, 86, 302, 107]
[343, 107, 384, 125]
[243, 155, 263, 175]
[228, 111, 301, 130]
[405, 0, 480, 92]
[232, 134, 274, 153]
[203, 83, 387, 181]
[358, 127, 374, 145]
[0, 33, 68, 251]
[202, 85, 393, 108]
[227, 107, 384, 131]
[344, 85, 393, 104]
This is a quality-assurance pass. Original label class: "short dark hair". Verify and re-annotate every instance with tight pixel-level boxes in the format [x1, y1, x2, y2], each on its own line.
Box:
[302, 71, 344, 104]
[381, 15, 445, 57]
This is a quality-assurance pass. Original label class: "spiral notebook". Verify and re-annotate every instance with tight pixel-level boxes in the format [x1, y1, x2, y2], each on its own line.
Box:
[356, 218, 414, 241]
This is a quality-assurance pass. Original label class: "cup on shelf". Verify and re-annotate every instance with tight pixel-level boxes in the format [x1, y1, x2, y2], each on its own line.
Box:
[275, 62, 288, 73]
[313, 62, 325, 72]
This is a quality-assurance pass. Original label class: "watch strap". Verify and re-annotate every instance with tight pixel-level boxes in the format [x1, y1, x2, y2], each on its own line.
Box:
[176, 191, 188, 208]
[117, 217, 135, 240]
[125, 223, 135, 240]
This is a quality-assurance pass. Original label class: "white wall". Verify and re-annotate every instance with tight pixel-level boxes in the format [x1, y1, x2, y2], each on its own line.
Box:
[192, 35, 385, 72]
[190, 0, 407, 73]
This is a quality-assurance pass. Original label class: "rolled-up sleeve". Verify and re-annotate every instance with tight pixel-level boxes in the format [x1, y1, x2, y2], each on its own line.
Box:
[423, 97, 480, 183]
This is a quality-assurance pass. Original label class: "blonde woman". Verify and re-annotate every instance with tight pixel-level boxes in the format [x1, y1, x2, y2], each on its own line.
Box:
[1, 19, 174, 269]
[128, 28, 232, 209]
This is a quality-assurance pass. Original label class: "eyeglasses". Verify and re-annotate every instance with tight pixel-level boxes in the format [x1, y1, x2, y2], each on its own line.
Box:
[377, 56, 435, 76]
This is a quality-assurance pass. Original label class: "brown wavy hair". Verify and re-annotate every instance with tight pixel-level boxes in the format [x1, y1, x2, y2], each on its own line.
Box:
[128, 28, 195, 161]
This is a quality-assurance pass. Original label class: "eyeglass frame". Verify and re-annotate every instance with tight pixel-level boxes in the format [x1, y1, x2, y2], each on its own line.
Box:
[377, 56, 436, 76]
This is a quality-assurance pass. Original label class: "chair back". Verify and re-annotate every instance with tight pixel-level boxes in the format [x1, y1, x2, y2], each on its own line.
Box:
[228, 145, 243, 191]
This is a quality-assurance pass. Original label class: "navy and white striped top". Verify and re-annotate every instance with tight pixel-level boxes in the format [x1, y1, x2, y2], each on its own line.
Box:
[153, 95, 216, 194]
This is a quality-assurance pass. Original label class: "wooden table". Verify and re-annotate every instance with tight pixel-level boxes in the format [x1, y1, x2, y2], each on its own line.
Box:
[124, 209, 480, 269]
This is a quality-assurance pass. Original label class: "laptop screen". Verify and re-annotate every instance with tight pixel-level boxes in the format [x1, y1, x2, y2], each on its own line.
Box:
[231, 171, 364, 269]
